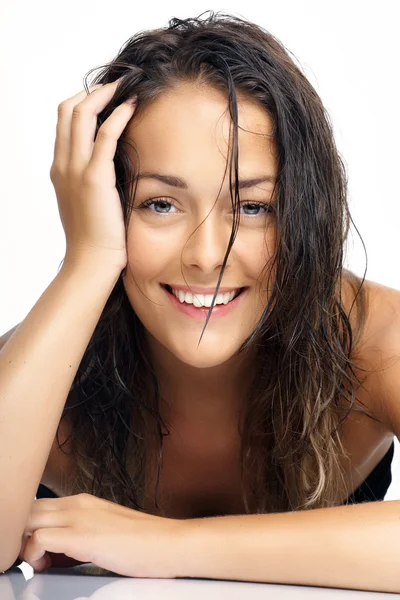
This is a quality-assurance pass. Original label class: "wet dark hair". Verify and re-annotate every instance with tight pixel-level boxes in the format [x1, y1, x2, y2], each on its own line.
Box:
[57, 10, 383, 514]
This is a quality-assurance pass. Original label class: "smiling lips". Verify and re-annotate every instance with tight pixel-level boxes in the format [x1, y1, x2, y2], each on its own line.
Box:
[161, 284, 246, 319]
[162, 284, 243, 308]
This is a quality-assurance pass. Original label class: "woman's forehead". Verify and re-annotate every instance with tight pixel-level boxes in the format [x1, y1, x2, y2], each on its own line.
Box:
[124, 83, 276, 178]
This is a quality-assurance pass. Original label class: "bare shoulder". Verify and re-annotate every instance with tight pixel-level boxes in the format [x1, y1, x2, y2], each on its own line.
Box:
[363, 279, 400, 438]
[345, 273, 400, 435]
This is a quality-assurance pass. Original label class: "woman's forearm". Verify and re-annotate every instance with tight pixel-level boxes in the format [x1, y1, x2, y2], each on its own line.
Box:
[177, 500, 400, 593]
[0, 256, 121, 570]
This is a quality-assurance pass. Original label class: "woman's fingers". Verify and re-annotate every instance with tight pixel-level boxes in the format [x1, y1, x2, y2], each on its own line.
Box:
[69, 79, 124, 170]
[52, 80, 120, 173]
[88, 99, 137, 175]
[24, 528, 91, 570]
[52, 84, 101, 173]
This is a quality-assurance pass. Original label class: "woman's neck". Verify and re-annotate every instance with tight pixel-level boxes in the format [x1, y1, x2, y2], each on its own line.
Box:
[145, 333, 256, 429]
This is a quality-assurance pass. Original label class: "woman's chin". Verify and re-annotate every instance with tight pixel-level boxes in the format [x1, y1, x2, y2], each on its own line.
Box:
[167, 343, 242, 369]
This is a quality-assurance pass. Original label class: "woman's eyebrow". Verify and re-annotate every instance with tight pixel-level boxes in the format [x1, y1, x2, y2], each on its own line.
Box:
[132, 172, 275, 190]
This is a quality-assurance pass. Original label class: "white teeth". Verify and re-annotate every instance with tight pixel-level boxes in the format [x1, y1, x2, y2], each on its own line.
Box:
[171, 288, 239, 307]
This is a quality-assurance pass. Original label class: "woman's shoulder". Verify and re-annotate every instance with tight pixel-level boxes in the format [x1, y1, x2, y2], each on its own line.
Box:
[343, 272, 400, 434]
[341, 271, 400, 360]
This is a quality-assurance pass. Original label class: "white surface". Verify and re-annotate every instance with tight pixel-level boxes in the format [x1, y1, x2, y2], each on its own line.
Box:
[5, 566, 398, 598]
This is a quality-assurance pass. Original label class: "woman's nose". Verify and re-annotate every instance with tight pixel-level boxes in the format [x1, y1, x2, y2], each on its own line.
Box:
[181, 212, 231, 275]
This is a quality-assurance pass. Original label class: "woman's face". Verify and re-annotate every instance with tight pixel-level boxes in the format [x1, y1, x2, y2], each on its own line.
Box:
[122, 82, 278, 369]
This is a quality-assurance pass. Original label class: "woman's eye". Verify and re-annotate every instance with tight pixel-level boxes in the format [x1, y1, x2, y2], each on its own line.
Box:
[138, 198, 273, 217]
[140, 199, 176, 213]
[241, 202, 272, 216]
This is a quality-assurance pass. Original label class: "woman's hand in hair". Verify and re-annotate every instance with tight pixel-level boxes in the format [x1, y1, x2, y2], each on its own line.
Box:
[50, 79, 136, 271]
[19, 493, 188, 578]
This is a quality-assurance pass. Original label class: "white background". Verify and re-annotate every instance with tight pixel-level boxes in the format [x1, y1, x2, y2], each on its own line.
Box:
[1, 0, 399, 530]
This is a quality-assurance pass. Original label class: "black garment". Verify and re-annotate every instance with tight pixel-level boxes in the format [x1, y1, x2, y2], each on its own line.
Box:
[343, 440, 395, 504]
[36, 484, 59, 499]
[36, 441, 395, 505]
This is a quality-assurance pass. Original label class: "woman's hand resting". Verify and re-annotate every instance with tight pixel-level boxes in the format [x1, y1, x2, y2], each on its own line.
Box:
[17, 493, 188, 578]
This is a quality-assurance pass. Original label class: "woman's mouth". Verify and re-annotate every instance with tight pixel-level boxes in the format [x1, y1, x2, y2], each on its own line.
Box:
[160, 284, 247, 320]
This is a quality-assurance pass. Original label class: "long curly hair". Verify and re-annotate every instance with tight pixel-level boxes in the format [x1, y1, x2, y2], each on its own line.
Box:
[57, 10, 382, 514]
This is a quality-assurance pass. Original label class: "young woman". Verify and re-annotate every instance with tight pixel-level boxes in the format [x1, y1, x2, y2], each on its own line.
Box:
[1, 11, 400, 592]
